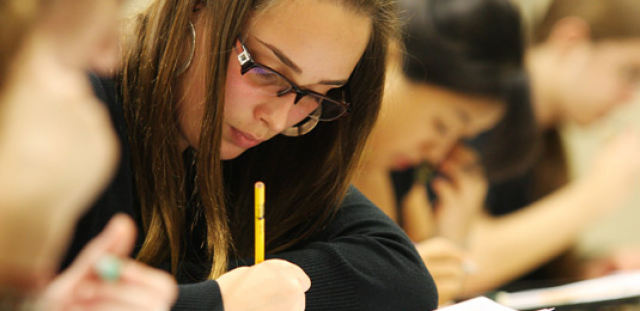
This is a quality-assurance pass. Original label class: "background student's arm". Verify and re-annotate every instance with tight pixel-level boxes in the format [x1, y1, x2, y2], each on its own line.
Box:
[464, 182, 615, 295]
[463, 131, 640, 295]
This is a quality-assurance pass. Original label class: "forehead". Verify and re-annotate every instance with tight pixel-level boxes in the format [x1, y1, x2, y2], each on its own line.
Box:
[246, 0, 372, 80]
[426, 86, 505, 129]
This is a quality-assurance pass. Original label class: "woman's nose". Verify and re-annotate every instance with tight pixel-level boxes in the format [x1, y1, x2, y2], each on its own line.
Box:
[255, 93, 297, 133]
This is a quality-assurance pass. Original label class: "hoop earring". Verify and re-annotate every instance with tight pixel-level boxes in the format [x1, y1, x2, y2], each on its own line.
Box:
[280, 107, 322, 137]
[176, 22, 196, 75]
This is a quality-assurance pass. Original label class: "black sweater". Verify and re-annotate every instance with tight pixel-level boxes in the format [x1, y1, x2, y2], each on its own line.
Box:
[62, 75, 438, 311]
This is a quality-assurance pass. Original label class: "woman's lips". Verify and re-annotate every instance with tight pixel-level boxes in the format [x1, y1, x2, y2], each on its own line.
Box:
[229, 126, 264, 149]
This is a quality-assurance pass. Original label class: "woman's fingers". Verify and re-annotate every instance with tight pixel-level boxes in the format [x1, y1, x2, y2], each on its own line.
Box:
[415, 238, 470, 305]
[217, 259, 310, 311]
[98, 214, 137, 258]
[67, 300, 169, 311]
[258, 259, 311, 292]
[73, 278, 175, 310]
[64, 214, 136, 281]
[432, 177, 455, 202]
[118, 260, 177, 301]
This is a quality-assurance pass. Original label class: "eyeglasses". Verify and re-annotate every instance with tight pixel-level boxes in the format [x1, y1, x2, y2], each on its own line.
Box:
[235, 36, 351, 122]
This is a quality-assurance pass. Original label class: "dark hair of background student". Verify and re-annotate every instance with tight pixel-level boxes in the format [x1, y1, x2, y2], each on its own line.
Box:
[398, 0, 538, 181]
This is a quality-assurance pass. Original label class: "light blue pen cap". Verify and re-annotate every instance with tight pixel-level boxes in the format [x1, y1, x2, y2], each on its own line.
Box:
[94, 255, 122, 282]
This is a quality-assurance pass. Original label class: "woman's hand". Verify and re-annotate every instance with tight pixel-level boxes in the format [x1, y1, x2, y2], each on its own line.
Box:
[217, 259, 311, 311]
[40, 215, 178, 311]
[0, 29, 119, 279]
[432, 145, 487, 244]
[582, 247, 640, 279]
[415, 237, 472, 306]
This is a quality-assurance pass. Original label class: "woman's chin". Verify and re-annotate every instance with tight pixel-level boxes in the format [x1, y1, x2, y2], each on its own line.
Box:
[220, 144, 247, 160]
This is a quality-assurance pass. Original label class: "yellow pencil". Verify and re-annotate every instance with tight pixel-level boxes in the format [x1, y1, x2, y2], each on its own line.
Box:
[254, 181, 265, 264]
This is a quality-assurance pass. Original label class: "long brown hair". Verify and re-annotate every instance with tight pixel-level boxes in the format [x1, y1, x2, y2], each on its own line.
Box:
[120, 0, 398, 280]
[534, 0, 640, 44]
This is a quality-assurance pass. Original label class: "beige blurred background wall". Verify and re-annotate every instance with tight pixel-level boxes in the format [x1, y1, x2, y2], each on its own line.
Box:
[564, 95, 640, 257]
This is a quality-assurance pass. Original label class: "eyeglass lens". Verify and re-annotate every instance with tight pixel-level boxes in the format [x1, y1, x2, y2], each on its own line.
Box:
[243, 65, 347, 121]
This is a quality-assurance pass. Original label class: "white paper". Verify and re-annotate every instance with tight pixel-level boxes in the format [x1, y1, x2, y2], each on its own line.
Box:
[437, 297, 518, 311]
[495, 271, 640, 310]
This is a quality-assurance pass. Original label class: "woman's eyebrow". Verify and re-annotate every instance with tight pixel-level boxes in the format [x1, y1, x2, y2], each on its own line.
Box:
[255, 37, 349, 87]
[256, 38, 303, 74]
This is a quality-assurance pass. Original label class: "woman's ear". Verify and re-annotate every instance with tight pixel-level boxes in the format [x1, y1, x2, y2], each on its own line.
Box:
[547, 16, 591, 50]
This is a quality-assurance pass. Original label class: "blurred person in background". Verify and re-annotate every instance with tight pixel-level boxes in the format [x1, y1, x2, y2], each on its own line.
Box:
[357, 0, 640, 303]
[354, 0, 536, 304]
[0, 0, 176, 309]
[464, 0, 640, 295]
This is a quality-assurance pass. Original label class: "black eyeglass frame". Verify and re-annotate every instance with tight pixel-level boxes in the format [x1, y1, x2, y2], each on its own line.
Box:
[235, 36, 352, 121]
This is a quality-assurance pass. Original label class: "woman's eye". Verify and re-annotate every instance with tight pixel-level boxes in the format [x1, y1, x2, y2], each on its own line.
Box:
[250, 67, 278, 80]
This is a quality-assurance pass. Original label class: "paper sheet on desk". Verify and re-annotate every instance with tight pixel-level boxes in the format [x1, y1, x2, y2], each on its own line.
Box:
[438, 297, 520, 311]
[495, 270, 640, 310]
[437, 296, 555, 311]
